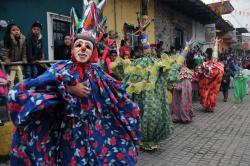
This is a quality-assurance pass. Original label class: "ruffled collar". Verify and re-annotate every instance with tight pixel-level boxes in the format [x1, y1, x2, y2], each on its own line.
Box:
[179, 66, 194, 80]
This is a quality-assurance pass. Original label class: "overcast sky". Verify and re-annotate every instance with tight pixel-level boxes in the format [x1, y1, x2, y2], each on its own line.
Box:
[202, 0, 250, 34]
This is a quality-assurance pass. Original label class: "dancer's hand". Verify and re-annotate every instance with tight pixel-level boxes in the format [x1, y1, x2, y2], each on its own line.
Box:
[67, 82, 91, 98]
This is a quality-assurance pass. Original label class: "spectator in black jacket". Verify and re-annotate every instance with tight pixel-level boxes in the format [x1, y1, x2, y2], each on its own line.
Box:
[25, 21, 44, 78]
[54, 34, 72, 60]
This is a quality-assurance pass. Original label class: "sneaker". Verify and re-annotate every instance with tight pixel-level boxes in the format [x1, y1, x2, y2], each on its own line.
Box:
[0, 120, 4, 126]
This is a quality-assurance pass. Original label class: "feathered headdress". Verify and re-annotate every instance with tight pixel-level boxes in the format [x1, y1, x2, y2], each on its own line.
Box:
[181, 39, 194, 58]
[70, 0, 107, 41]
[212, 37, 220, 62]
[134, 13, 154, 55]
[70, 0, 107, 76]
[173, 39, 194, 65]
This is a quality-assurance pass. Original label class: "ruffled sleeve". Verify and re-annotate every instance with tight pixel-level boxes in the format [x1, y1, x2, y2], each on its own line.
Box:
[7, 60, 80, 126]
[160, 56, 181, 90]
[111, 55, 181, 94]
[85, 64, 141, 152]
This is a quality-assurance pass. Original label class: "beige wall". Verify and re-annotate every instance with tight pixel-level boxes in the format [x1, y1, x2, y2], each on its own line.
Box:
[103, 0, 155, 44]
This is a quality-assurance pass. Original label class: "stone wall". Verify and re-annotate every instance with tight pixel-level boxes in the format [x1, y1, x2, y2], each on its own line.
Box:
[154, 0, 205, 51]
[192, 21, 206, 43]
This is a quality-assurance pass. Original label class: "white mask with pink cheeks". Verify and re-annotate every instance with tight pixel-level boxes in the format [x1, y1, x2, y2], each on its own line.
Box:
[72, 39, 94, 63]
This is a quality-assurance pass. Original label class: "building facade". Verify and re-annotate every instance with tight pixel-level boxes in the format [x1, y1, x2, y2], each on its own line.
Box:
[154, 1, 200, 51]
[0, 0, 236, 59]
[0, 0, 156, 59]
[103, 0, 155, 44]
[0, 0, 82, 60]
[154, 0, 234, 52]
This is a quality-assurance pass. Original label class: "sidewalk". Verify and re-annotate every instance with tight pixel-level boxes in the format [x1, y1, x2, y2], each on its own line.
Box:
[138, 90, 250, 166]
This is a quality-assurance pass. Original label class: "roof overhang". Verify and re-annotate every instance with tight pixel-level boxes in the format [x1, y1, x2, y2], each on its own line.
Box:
[236, 28, 249, 34]
[160, 0, 234, 33]
[216, 19, 234, 35]
[160, 0, 219, 24]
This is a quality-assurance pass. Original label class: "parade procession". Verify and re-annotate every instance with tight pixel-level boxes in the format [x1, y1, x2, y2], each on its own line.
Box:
[0, 0, 250, 165]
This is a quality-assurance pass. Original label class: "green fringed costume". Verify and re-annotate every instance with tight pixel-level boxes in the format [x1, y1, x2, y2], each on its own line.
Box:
[234, 72, 248, 102]
[111, 54, 181, 150]
[110, 10, 188, 149]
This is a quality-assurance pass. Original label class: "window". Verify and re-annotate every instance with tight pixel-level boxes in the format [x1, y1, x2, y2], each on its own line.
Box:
[53, 20, 70, 60]
[47, 12, 71, 60]
[123, 23, 139, 50]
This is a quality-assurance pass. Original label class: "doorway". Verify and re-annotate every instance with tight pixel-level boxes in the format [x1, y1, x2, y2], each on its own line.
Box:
[174, 28, 184, 51]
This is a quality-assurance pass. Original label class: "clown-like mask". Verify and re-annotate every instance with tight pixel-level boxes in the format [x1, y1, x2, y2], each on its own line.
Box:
[73, 39, 94, 63]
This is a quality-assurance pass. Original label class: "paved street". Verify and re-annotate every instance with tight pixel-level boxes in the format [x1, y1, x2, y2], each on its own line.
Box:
[138, 91, 250, 166]
[1, 90, 250, 166]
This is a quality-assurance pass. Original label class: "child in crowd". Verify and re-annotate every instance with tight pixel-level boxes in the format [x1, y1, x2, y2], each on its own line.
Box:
[108, 30, 118, 40]
[103, 49, 117, 75]
[119, 39, 131, 59]
[54, 34, 72, 60]
[101, 31, 117, 75]
[25, 21, 44, 78]
[2, 23, 27, 89]
[132, 46, 142, 59]
[97, 33, 108, 56]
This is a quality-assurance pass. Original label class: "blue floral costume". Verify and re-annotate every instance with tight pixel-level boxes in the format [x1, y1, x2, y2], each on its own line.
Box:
[8, 61, 141, 166]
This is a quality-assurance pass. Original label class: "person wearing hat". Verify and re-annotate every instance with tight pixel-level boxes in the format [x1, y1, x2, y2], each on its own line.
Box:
[25, 21, 44, 79]
[195, 38, 224, 112]
[233, 68, 248, 103]
[111, 12, 182, 151]
[7, 1, 141, 165]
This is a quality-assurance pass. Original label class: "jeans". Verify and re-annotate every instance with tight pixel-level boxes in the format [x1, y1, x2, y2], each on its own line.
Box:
[24, 65, 38, 79]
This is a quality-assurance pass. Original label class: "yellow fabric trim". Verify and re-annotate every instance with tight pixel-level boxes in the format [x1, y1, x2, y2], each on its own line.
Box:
[127, 81, 155, 94]
[111, 55, 182, 94]
[110, 56, 131, 69]
[167, 90, 172, 104]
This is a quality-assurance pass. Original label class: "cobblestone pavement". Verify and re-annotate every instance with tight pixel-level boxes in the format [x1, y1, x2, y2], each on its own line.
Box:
[138, 91, 250, 166]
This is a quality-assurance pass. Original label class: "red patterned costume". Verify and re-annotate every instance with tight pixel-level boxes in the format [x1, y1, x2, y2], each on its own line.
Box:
[195, 38, 224, 112]
[196, 61, 224, 112]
